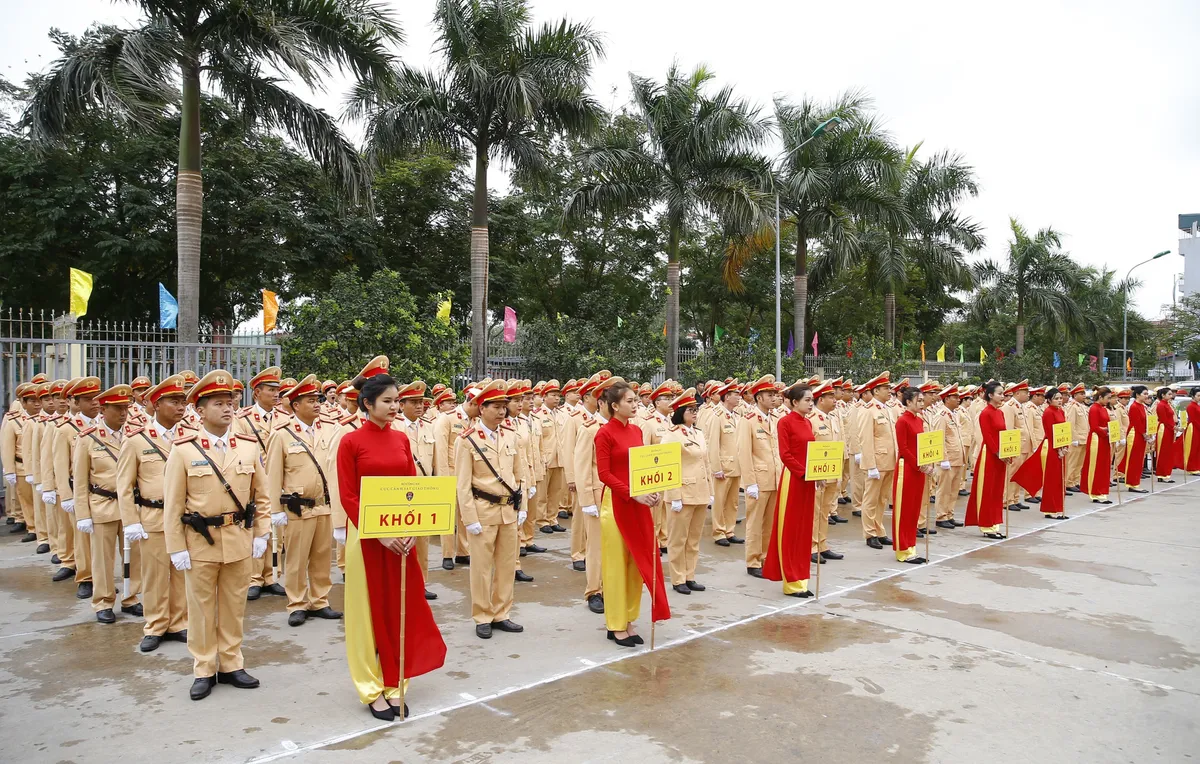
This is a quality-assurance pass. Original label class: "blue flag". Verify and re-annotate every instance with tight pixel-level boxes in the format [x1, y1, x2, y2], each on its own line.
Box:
[786, 332, 795, 358]
[159, 283, 178, 329]
[1102, 356, 1109, 372]
[1053, 352, 1060, 368]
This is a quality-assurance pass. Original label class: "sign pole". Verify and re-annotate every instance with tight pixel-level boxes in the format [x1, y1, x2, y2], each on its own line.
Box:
[924, 476, 930, 562]
[650, 517, 657, 651]
[814, 490, 821, 599]
[398, 550, 407, 719]
[122, 534, 131, 598]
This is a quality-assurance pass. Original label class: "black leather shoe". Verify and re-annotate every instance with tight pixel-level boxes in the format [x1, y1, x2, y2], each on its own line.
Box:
[96, 609, 116, 624]
[52, 567, 75, 582]
[165, 629, 188, 642]
[76, 582, 92, 599]
[558, 510, 570, 519]
[387, 702, 410, 719]
[810, 553, 826, 564]
[827, 516, 838, 526]
[820, 550, 844, 560]
[924, 527, 937, 535]
[916, 529, 925, 538]
[4, 516, 13, 524]
[551, 524, 568, 533]
[519, 547, 528, 557]
[659, 546, 668, 556]
[307, 606, 343, 619]
[454, 555, 472, 565]
[936, 520, 956, 529]
[9, 522, 26, 534]
[833, 515, 849, 524]
[786, 590, 814, 598]
[746, 567, 764, 578]
[728, 536, 744, 544]
[369, 702, 396, 722]
[952, 520, 964, 527]
[905, 557, 927, 565]
[837, 496, 850, 505]
[984, 532, 1006, 540]
[852, 510, 862, 517]
[1128, 487, 1148, 493]
[263, 583, 286, 596]
[425, 589, 438, 599]
[1016, 502, 1030, 510]
[190, 676, 216, 701]
[140, 634, 162, 652]
[1094, 499, 1113, 505]
[1027, 496, 1041, 504]
[246, 586, 262, 601]
[958, 489, 971, 497]
[525, 545, 546, 554]
[1007, 504, 1021, 511]
[673, 583, 692, 595]
[441, 558, 455, 570]
[866, 537, 883, 550]
[539, 526, 556, 534]
[572, 561, 586, 572]
[929, 495, 936, 503]
[515, 570, 534, 583]
[288, 611, 308, 627]
[36, 543, 50, 554]
[217, 669, 260, 688]
[20, 532, 36, 542]
[121, 603, 144, 617]
[588, 594, 605, 614]
[686, 580, 706, 591]
[715, 538, 731, 547]
[613, 633, 639, 647]
[878, 536, 893, 546]
[491, 619, 523, 633]
[50, 554, 61, 564]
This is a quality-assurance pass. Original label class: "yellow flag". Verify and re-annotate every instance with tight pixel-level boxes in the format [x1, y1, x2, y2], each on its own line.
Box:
[936, 343, 946, 362]
[436, 297, 452, 325]
[263, 289, 278, 333]
[69, 268, 93, 317]
[980, 346, 988, 362]
[920, 341, 926, 363]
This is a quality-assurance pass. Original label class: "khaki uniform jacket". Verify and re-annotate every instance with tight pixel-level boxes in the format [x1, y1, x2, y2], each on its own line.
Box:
[38, 413, 62, 495]
[1069, 400, 1089, 445]
[1003, 400, 1032, 454]
[20, 414, 40, 484]
[536, 406, 565, 470]
[1027, 401, 1046, 449]
[53, 414, 88, 500]
[327, 413, 365, 529]
[454, 424, 526, 527]
[163, 432, 272, 563]
[664, 425, 713, 505]
[572, 411, 603, 508]
[266, 418, 335, 518]
[433, 407, 472, 478]
[234, 407, 275, 461]
[936, 407, 969, 466]
[395, 414, 437, 478]
[505, 416, 536, 489]
[857, 399, 898, 473]
[561, 408, 585, 485]
[736, 407, 780, 490]
[706, 406, 740, 477]
[2, 412, 28, 476]
[642, 410, 671, 447]
[846, 401, 864, 458]
[808, 408, 836, 448]
[117, 421, 188, 532]
[74, 423, 134, 525]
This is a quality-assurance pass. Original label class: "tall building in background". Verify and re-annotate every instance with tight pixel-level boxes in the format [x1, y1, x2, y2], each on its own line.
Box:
[1182, 213, 1199, 298]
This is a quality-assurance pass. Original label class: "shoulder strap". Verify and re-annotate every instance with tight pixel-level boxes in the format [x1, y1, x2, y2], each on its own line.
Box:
[288, 431, 331, 505]
[248, 422, 267, 453]
[86, 432, 119, 462]
[140, 432, 168, 461]
[465, 434, 517, 494]
[190, 441, 246, 516]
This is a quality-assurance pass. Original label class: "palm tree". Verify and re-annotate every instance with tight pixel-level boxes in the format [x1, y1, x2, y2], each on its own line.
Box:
[820, 144, 982, 343]
[359, 0, 604, 378]
[565, 63, 772, 378]
[23, 0, 402, 343]
[1070, 266, 1140, 362]
[969, 218, 1082, 354]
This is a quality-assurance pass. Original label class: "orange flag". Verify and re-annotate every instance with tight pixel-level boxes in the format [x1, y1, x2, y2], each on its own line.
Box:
[263, 289, 278, 333]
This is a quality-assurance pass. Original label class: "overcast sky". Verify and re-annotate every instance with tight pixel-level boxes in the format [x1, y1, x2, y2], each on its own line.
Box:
[3, 0, 1197, 319]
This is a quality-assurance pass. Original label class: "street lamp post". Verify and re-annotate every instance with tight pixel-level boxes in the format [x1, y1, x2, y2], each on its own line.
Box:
[1123, 249, 1172, 380]
[775, 116, 842, 380]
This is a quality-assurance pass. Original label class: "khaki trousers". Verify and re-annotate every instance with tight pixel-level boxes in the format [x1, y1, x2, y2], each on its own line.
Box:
[466, 520, 517, 624]
[72, 507, 91, 583]
[282, 514, 333, 613]
[860, 471, 892, 538]
[1005, 452, 1029, 505]
[536, 467, 566, 529]
[1066, 444, 1085, 487]
[249, 528, 278, 587]
[44, 490, 59, 556]
[568, 491, 586, 561]
[651, 499, 667, 547]
[16, 479, 33, 529]
[814, 482, 837, 553]
[850, 460, 866, 514]
[90, 520, 141, 611]
[582, 510, 602, 598]
[710, 477, 739, 540]
[185, 555, 254, 677]
[141, 531, 187, 636]
[935, 465, 965, 521]
[32, 489, 48, 542]
[744, 489, 778, 569]
[666, 503, 706, 585]
[336, 541, 346, 572]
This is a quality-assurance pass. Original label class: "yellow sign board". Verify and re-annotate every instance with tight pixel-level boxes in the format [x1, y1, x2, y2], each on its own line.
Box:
[629, 441, 682, 497]
[1107, 420, 1121, 443]
[1146, 414, 1158, 434]
[805, 441, 844, 481]
[998, 429, 1021, 459]
[1052, 421, 1072, 449]
[916, 430, 944, 466]
[1181, 410, 1189, 429]
[357, 476, 457, 538]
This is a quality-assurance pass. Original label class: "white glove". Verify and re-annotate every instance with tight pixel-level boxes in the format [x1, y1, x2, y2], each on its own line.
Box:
[867, 468, 881, 480]
[124, 523, 149, 543]
[62, 498, 75, 513]
[252, 535, 268, 558]
[24, 475, 33, 484]
[271, 511, 288, 526]
[582, 505, 599, 517]
[1071, 440, 1079, 447]
[333, 527, 347, 545]
[1119, 439, 1126, 446]
[3, 473, 15, 485]
[42, 491, 56, 505]
[854, 454, 862, 466]
[76, 518, 94, 534]
[517, 510, 527, 525]
[34, 483, 42, 491]
[170, 550, 192, 570]
[709, 495, 715, 505]
[466, 522, 483, 536]
[714, 471, 725, 480]
[671, 500, 683, 512]
[746, 484, 760, 500]
[529, 486, 537, 499]
[940, 461, 951, 471]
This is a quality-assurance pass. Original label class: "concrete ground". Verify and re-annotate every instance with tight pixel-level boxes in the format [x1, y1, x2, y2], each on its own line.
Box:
[2, 479, 1198, 764]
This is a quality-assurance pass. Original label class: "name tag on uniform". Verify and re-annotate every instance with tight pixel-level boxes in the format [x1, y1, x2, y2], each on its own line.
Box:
[142, 448, 159, 455]
[191, 460, 208, 467]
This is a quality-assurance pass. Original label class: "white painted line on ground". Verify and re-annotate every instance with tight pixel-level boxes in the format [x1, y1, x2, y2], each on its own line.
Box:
[458, 692, 476, 701]
[235, 478, 1195, 764]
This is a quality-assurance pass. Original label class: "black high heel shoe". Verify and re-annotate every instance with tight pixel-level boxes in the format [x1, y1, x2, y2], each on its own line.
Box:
[368, 698, 396, 722]
[388, 702, 410, 719]
[607, 629, 640, 647]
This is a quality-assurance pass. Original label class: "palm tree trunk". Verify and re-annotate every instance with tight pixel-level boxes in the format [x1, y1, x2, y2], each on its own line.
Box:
[665, 225, 681, 379]
[884, 292, 896, 345]
[1015, 324, 1025, 355]
[470, 140, 490, 379]
[176, 57, 203, 346]
[792, 225, 807, 356]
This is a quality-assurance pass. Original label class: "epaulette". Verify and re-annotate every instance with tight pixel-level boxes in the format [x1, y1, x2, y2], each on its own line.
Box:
[55, 417, 72, 428]
[79, 425, 97, 436]
[500, 423, 514, 432]
[570, 409, 582, 418]
[744, 412, 755, 419]
[420, 412, 437, 425]
[273, 419, 292, 431]
[339, 412, 358, 426]
[460, 427, 476, 439]
[235, 432, 258, 443]
[179, 421, 199, 431]
[175, 432, 198, 445]
[125, 425, 144, 437]
[669, 424, 682, 431]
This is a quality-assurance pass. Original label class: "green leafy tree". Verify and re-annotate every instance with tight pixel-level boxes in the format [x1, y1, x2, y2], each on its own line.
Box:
[1159, 293, 1200, 365]
[281, 268, 466, 382]
[24, 3, 402, 342]
[359, 0, 604, 378]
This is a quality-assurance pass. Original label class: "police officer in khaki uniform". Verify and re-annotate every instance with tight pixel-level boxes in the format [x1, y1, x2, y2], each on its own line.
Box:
[117, 374, 191, 652]
[455, 380, 526, 640]
[855, 371, 896, 550]
[534, 380, 567, 535]
[932, 384, 968, 529]
[393, 380, 439, 599]
[164, 370, 272, 701]
[266, 374, 342, 627]
[573, 371, 613, 613]
[2, 382, 41, 540]
[1002, 380, 1032, 510]
[235, 366, 286, 600]
[737, 375, 782, 577]
[641, 381, 676, 553]
[38, 379, 72, 577]
[73, 384, 143, 623]
[662, 387, 713, 594]
[503, 379, 536, 583]
[27, 382, 56, 555]
[808, 380, 845, 562]
[707, 382, 744, 546]
[54, 377, 97, 597]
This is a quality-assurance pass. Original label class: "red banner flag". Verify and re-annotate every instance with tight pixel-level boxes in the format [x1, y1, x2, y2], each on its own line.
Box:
[503, 306, 517, 343]
[846, 336, 853, 358]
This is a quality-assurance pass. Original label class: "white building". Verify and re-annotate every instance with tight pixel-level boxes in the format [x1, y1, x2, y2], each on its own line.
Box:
[1183, 213, 1200, 298]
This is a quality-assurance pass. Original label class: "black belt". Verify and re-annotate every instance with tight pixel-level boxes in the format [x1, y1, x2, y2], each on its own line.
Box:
[180, 509, 250, 545]
[134, 494, 164, 509]
[280, 493, 317, 516]
[471, 487, 512, 505]
[89, 484, 118, 499]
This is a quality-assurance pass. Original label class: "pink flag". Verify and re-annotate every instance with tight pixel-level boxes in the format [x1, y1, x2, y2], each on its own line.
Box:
[811, 331, 819, 356]
[1088, 354, 1097, 371]
[503, 306, 517, 343]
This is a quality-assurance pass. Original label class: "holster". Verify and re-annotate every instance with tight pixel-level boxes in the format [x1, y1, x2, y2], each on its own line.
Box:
[280, 493, 315, 517]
